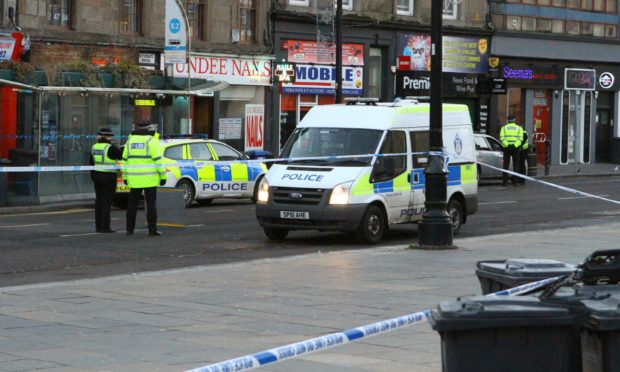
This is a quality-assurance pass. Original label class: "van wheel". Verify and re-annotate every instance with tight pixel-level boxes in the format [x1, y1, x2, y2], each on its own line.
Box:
[176, 179, 195, 208]
[251, 175, 264, 203]
[357, 205, 386, 244]
[447, 198, 463, 235]
[264, 228, 288, 241]
[197, 199, 213, 206]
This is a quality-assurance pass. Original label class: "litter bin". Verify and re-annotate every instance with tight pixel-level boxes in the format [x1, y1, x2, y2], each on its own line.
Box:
[527, 152, 538, 176]
[580, 295, 620, 372]
[476, 258, 576, 295]
[430, 296, 574, 372]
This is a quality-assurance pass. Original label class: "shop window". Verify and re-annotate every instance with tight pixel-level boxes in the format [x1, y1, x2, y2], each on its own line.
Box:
[552, 19, 565, 33]
[593, 23, 605, 36]
[605, 25, 617, 37]
[566, 20, 580, 34]
[397, 0, 414, 16]
[537, 18, 552, 32]
[186, 0, 205, 40]
[120, 0, 142, 34]
[239, 0, 255, 43]
[522, 17, 536, 31]
[606, 0, 617, 12]
[507, 16, 521, 30]
[491, 14, 505, 29]
[367, 48, 383, 100]
[567, 0, 579, 8]
[581, 0, 593, 10]
[581, 22, 593, 35]
[552, 0, 566, 6]
[48, 0, 71, 27]
[593, 0, 605, 10]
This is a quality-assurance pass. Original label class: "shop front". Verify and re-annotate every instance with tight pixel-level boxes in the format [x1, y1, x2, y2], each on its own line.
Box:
[395, 33, 489, 132]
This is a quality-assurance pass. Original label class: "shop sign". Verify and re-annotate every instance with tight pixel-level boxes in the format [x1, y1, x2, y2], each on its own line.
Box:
[274, 63, 296, 83]
[598, 72, 615, 90]
[478, 77, 507, 94]
[501, 64, 561, 87]
[395, 71, 479, 97]
[245, 105, 264, 151]
[139, 52, 157, 65]
[565, 68, 596, 91]
[281, 64, 363, 96]
[164, 0, 187, 64]
[396, 34, 488, 74]
[0, 37, 16, 61]
[173, 55, 272, 86]
[284, 40, 364, 66]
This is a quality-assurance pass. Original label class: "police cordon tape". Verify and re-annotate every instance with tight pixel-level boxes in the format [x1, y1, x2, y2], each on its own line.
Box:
[184, 275, 564, 372]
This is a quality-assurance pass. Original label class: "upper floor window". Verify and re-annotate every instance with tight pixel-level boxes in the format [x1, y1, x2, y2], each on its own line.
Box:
[506, 0, 615, 12]
[339, 0, 353, 10]
[288, 0, 309, 5]
[239, 0, 255, 43]
[48, 0, 70, 27]
[120, 0, 142, 34]
[397, 0, 414, 15]
[186, 0, 205, 40]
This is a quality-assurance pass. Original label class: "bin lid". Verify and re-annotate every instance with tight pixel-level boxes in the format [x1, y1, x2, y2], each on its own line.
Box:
[581, 295, 620, 331]
[477, 259, 576, 277]
[431, 296, 573, 332]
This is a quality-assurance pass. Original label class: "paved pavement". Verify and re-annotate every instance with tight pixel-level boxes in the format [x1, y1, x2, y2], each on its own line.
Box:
[2, 220, 618, 372]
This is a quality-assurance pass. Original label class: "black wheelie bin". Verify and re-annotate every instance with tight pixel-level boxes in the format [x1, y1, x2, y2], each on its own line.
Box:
[430, 295, 574, 372]
[580, 294, 620, 372]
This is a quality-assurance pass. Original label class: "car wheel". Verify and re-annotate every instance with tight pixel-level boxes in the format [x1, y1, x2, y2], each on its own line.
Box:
[176, 179, 195, 208]
[357, 204, 386, 244]
[196, 199, 213, 206]
[113, 196, 128, 209]
[447, 198, 463, 235]
[264, 227, 289, 241]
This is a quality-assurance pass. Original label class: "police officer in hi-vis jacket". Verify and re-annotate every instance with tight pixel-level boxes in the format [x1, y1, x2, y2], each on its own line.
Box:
[499, 115, 524, 187]
[122, 123, 167, 236]
[90, 128, 122, 233]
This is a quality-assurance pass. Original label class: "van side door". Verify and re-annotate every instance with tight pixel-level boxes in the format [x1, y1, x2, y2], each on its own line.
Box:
[409, 130, 430, 221]
[370, 130, 410, 223]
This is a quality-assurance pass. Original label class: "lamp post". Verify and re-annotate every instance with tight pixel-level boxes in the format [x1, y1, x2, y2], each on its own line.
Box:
[417, 0, 454, 248]
[335, 0, 343, 103]
[174, 0, 192, 134]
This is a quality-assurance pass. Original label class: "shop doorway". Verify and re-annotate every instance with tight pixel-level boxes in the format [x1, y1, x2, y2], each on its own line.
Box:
[595, 92, 613, 162]
[560, 90, 594, 164]
[193, 97, 213, 139]
[532, 90, 551, 165]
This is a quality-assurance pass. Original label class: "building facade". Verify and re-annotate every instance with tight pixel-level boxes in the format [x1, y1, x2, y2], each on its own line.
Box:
[0, 0, 273, 205]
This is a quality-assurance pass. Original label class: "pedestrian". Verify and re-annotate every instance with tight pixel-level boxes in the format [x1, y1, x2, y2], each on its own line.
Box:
[499, 115, 524, 187]
[519, 129, 529, 185]
[90, 127, 123, 233]
[122, 123, 167, 236]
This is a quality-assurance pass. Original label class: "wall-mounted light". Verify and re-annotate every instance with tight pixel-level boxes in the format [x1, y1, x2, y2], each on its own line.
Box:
[554, 90, 559, 98]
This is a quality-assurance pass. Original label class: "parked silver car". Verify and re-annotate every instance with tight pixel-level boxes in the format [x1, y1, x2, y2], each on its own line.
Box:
[475, 133, 511, 182]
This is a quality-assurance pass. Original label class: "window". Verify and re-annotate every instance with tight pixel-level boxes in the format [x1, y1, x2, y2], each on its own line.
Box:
[410, 131, 429, 168]
[239, 0, 255, 43]
[537, 18, 552, 32]
[593, 0, 605, 11]
[507, 16, 521, 30]
[210, 143, 242, 160]
[475, 136, 490, 151]
[48, 0, 70, 27]
[581, 0, 593, 10]
[567, 0, 579, 8]
[336, 0, 353, 10]
[538, 0, 551, 5]
[552, 19, 565, 33]
[593, 23, 605, 36]
[566, 20, 580, 34]
[443, 0, 458, 20]
[581, 22, 593, 35]
[164, 145, 184, 160]
[607, 0, 617, 12]
[397, 0, 414, 16]
[367, 48, 383, 99]
[491, 14, 505, 29]
[186, 0, 205, 40]
[523, 0, 536, 4]
[189, 143, 213, 160]
[288, 0, 309, 5]
[372, 131, 407, 182]
[522, 17, 536, 31]
[605, 24, 617, 37]
[552, 0, 566, 6]
[120, 0, 141, 34]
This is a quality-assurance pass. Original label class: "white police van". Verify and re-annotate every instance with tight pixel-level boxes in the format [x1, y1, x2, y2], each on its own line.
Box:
[255, 98, 478, 243]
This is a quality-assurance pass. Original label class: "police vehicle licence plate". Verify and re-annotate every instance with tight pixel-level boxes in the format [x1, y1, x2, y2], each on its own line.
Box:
[280, 211, 309, 220]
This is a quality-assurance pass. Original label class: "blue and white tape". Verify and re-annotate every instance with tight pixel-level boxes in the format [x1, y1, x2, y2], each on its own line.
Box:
[185, 275, 564, 372]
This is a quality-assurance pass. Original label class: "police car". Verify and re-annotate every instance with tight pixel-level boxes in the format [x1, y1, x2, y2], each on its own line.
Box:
[114, 139, 267, 208]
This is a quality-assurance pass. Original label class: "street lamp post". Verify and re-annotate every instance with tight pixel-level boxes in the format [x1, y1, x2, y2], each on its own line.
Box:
[335, 0, 343, 103]
[417, 0, 454, 248]
[174, 0, 192, 134]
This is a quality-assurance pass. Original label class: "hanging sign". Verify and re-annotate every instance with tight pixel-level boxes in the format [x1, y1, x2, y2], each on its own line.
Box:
[164, 0, 187, 64]
[245, 104, 264, 151]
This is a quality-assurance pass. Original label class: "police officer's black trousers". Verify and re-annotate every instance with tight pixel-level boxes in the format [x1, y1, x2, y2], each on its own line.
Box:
[126, 187, 157, 233]
[502, 147, 521, 186]
[519, 148, 528, 184]
[92, 172, 117, 232]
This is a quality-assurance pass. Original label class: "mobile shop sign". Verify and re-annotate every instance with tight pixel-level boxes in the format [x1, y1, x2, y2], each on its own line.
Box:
[164, 0, 187, 64]
[396, 34, 488, 74]
[565, 68, 596, 91]
[282, 64, 363, 96]
[245, 104, 264, 151]
[0, 37, 16, 61]
[173, 55, 272, 86]
[284, 40, 364, 66]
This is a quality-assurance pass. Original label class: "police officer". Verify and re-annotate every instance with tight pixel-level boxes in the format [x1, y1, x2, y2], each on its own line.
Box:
[499, 115, 524, 187]
[122, 123, 167, 236]
[90, 127, 122, 233]
[519, 129, 529, 185]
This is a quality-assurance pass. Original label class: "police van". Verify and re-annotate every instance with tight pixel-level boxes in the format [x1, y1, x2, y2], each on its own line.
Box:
[255, 98, 478, 243]
[115, 138, 267, 208]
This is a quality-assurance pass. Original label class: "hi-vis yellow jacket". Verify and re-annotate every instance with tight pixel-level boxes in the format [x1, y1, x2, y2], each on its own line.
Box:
[122, 132, 167, 188]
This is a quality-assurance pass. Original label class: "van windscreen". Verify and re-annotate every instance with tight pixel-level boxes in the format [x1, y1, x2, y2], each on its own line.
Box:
[280, 128, 383, 166]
